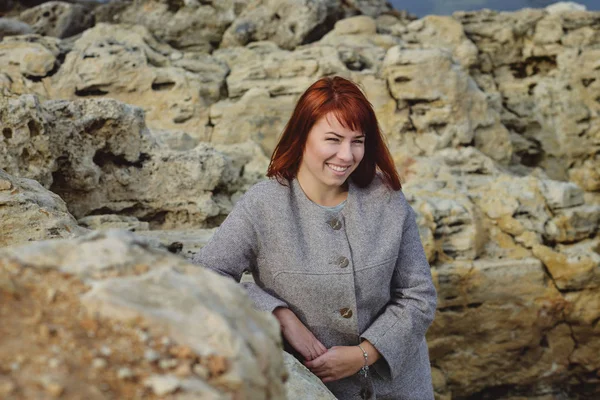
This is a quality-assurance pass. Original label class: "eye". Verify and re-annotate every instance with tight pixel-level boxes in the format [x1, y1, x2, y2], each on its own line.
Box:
[326, 137, 339, 142]
[353, 139, 364, 144]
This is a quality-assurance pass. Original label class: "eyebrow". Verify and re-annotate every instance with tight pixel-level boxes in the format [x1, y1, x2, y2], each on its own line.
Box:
[325, 131, 365, 139]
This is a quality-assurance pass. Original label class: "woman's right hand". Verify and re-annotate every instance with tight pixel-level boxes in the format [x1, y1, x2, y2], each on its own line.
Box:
[273, 307, 327, 361]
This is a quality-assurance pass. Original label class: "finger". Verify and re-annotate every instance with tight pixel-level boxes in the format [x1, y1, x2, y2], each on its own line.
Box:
[313, 343, 327, 358]
[311, 366, 329, 376]
[316, 341, 327, 355]
[304, 354, 327, 369]
[321, 376, 336, 383]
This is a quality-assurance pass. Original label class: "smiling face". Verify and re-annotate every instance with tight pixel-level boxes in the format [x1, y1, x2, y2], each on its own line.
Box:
[297, 112, 365, 201]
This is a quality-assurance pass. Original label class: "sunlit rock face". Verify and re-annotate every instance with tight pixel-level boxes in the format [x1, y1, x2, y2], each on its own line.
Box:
[0, 1, 598, 399]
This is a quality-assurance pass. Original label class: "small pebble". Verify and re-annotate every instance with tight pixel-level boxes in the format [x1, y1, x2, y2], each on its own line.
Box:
[144, 349, 160, 363]
[169, 52, 183, 61]
[99, 346, 112, 356]
[46, 382, 64, 397]
[40, 376, 64, 398]
[48, 358, 61, 368]
[193, 363, 209, 380]
[144, 375, 181, 396]
[159, 358, 178, 370]
[137, 330, 150, 343]
[160, 337, 171, 346]
[92, 358, 107, 369]
[117, 367, 134, 380]
[10, 362, 20, 371]
[174, 362, 192, 377]
[50, 345, 61, 354]
[46, 288, 57, 303]
[0, 377, 16, 396]
[0, 179, 12, 191]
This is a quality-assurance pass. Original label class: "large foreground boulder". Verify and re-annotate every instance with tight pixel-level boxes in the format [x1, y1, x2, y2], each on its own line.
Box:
[0, 230, 336, 399]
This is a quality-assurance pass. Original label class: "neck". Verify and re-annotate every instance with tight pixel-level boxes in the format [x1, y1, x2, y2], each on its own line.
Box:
[296, 169, 348, 207]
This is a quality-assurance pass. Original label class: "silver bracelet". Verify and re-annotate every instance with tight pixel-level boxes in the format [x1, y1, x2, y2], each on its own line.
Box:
[357, 343, 369, 377]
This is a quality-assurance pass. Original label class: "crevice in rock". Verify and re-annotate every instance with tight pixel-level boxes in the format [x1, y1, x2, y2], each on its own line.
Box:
[458, 383, 570, 400]
[92, 151, 150, 169]
[437, 302, 483, 312]
[582, 78, 595, 87]
[151, 80, 176, 91]
[302, 11, 344, 45]
[75, 86, 109, 97]
[509, 55, 557, 79]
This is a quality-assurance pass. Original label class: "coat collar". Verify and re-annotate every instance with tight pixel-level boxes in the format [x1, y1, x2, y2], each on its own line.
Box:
[290, 177, 356, 217]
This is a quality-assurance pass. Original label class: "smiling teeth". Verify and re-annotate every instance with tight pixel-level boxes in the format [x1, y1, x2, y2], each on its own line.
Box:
[328, 164, 349, 172]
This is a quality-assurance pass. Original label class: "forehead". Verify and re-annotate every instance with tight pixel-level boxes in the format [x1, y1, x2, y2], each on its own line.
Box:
[314, 112, 364, 135]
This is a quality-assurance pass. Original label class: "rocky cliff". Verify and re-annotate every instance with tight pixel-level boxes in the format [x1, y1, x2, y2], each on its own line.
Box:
[0, 1, 599, 399]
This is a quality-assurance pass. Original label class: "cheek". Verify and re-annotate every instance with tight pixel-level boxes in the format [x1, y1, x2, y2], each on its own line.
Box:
[354, 147, 365, 163]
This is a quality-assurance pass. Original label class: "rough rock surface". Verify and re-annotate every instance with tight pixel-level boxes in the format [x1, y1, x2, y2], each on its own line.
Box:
[94, 0, 247, 53]
[221, 0, 391, 50]
[0, 18, 33, 40]
[0, 94, 247, 229]
[381, 46, 512, 163]
[46, 23, 228, 138]
[0, 168, 85, 247]
[0, 229, 289, 399]
[0, 34, 62, 96]
[18, 1, 93, 39]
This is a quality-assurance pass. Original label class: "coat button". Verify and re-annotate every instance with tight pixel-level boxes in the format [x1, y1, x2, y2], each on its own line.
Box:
[328, 218, 342, 230]
[340, 308, 353, 318]
[338, 256, 349, 268]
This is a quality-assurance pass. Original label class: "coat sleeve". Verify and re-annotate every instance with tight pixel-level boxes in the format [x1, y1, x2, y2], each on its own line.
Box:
[191, 199, 288, 313]
[359, 198, 437, 381]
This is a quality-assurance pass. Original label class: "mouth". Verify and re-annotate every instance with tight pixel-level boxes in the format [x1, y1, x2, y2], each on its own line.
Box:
[326, 163, 351, 174]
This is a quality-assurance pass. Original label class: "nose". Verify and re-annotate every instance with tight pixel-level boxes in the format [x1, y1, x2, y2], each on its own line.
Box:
[337, 142, 353, 162]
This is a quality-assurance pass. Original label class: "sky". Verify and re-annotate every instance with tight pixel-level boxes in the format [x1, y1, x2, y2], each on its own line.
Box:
[388, 0, 600, 17]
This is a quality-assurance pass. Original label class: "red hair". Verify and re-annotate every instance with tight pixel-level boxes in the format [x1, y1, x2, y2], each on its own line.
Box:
[267, 76, 401, 191]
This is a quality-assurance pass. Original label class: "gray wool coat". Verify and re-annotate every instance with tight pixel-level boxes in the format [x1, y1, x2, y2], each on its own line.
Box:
[192, 175, 437, 400]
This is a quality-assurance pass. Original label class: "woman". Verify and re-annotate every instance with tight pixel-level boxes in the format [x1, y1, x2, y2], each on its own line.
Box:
[192, 76, 437, 399]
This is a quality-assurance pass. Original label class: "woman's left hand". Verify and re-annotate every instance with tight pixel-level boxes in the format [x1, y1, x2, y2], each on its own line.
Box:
[303, 346, 364, 383]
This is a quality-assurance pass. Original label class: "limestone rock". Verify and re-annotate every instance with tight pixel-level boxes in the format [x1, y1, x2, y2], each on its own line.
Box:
[221, 0, 342, 50]
[0, 18, 33, 40]
[0, 94, 57, 187]
[135, 228, 216, 260]
[429, 258, 569, 397]
[221, 0, 393, 50]
[533, 238, 600, 291]
[18, 1, 93, 39]
[150, 129, 200, 152]
[0, 168, 85, 247]
[0, 229, 288, 399]
[0, 35, 61, 96]
[283, 352, 336, 399]
[411, 190, 485, 262]
[564, 288, 600, 373]
[544, 204, 600, 243]
[318, 16, 402, 74]
[96, 0, 247, 53]
[219, 42, 349, 99]
[78, 215, 150, 232]
[382, 46, 512, 163]
[46, 23, 228, 138]
[209, 88, 295, 156]
[0, 94, 243, 229]
[455, 8, 600, 186]
[403, 16, 479, 69]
